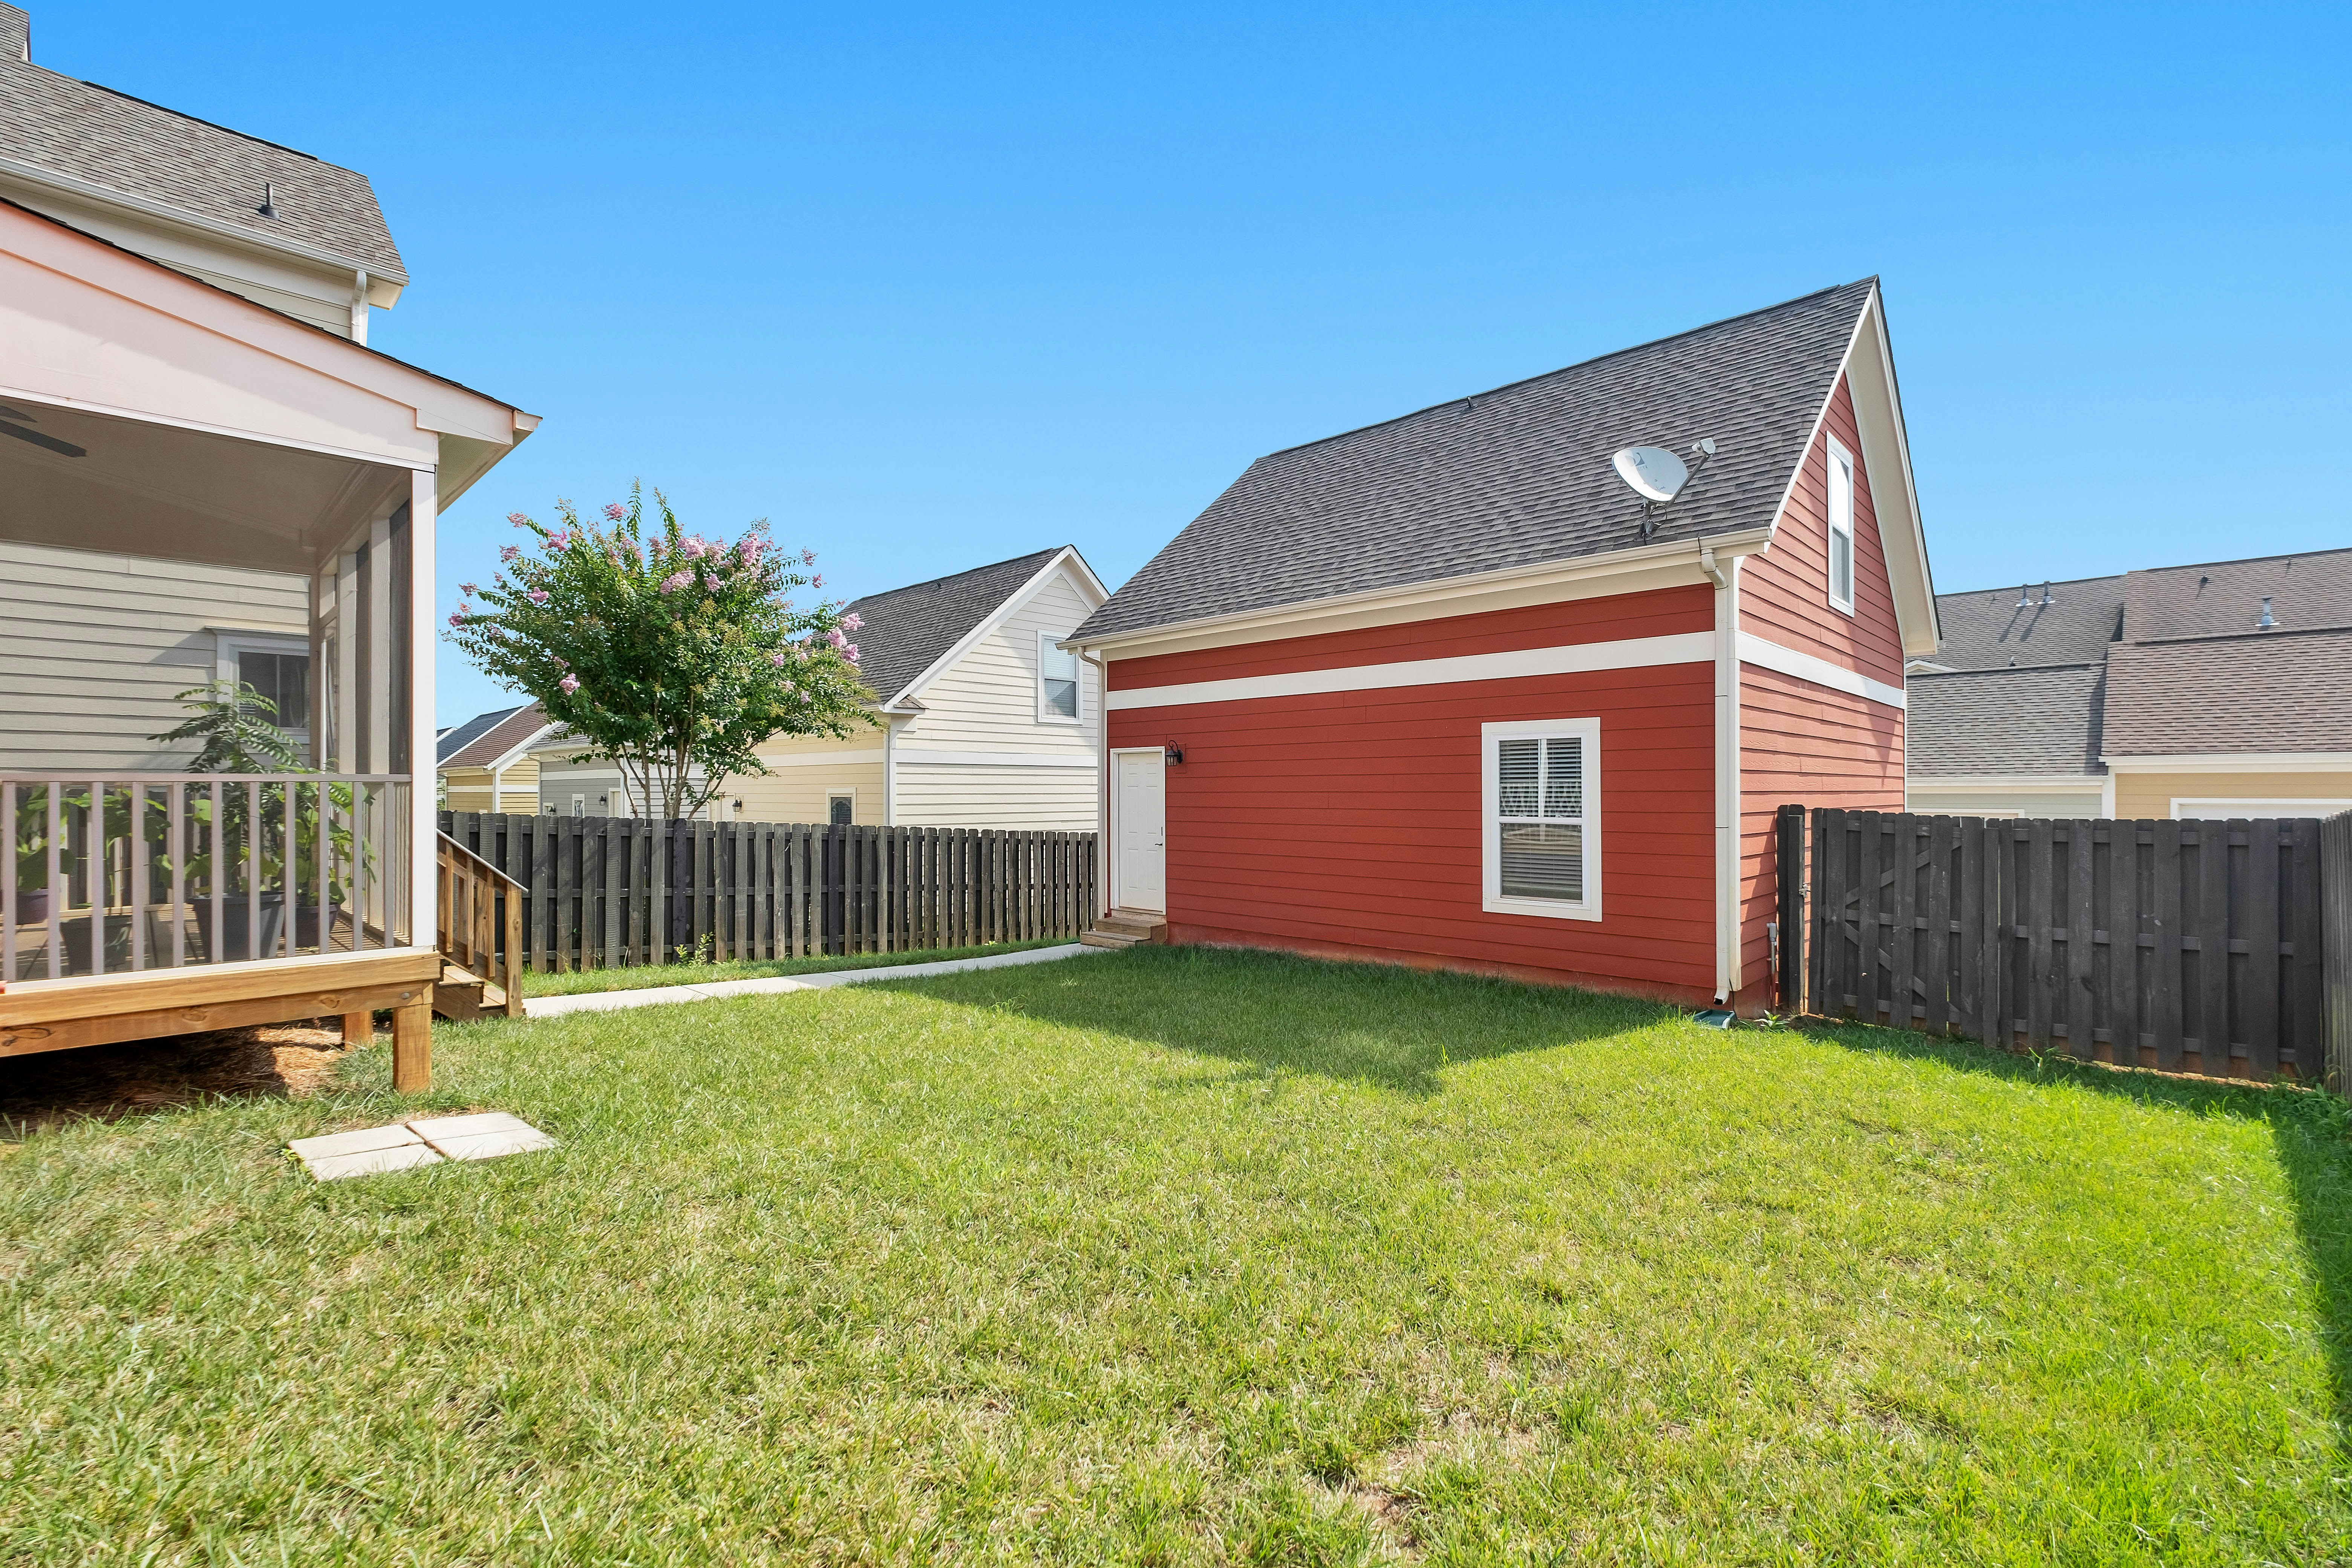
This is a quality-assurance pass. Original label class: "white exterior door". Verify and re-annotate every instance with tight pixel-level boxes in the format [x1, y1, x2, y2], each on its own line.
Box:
[1114, 750, 1166, 913]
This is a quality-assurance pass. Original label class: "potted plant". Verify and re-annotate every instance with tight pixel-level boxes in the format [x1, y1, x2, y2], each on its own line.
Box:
[11, 784, 48, 929]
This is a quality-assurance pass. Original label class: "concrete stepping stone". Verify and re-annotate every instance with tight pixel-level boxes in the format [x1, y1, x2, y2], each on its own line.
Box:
[291, 1112, 555, 1181]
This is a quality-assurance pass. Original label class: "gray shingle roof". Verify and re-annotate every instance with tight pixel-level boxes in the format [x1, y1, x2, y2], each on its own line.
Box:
[844, 548, 1068, 704]
[1073, 279, 1877, 643]
[1906, 664, 2107, 777]
[2121, 547, 2352, 643]
[2101, 629, 2352, 757]
[1923, 574, 2122, 671]
[438, 703, 547, 769]
[0, 5, 406, 280]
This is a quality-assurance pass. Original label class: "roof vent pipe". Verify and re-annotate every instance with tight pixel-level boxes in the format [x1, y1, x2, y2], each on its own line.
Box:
[2015, 584, 2031, 609]
[2039, 582, 2054, 606]
[257, 181, 277, 219]
[2259, 596, 2275, 629]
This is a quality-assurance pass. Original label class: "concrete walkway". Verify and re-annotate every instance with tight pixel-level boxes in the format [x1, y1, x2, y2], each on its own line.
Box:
[522, 942, 1102, 1020]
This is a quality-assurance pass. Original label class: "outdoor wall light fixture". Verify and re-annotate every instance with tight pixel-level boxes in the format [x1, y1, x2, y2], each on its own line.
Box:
[1164, 744, 1185, 766]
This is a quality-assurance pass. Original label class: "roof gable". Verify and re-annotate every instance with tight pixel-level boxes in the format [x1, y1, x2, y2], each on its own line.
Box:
[438, 702, 550, 769]
[1075, 280, 1883, 645]
[845, 547, 1102, 707]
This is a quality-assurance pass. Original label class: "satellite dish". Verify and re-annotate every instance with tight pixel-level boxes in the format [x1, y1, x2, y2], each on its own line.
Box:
[1612, 446, 1689, 503]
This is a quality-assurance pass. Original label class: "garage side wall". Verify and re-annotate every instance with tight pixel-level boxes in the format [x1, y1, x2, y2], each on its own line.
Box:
[1107, 586, 1724, 1001]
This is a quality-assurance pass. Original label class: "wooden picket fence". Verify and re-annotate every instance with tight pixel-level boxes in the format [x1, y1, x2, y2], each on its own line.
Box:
[1802, 808, 2334, 1082]
[437, 812, 1098, 973]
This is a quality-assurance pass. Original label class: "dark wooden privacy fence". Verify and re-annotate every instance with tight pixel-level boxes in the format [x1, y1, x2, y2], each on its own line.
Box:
[2327, 810, 2352, 1093]
[1807, 809, 2329, 1082]
[438, 812, 1098, 973]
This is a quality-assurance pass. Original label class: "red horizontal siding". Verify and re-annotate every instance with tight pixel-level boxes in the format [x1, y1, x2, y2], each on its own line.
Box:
[1108, 632, 1719, 995]
[1740, 375, 1906, 686]
[1736, 663, 1903, 993]
[1115, 584, 1715, 689]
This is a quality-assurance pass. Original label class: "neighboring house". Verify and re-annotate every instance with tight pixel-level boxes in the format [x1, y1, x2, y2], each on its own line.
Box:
[1907, 549, 2352, 818]
[1067, 280, 1935, 1012]
[533, 547, 1108, 828]
[436, 702, 555, 814]
[1, 3, 535, 1074]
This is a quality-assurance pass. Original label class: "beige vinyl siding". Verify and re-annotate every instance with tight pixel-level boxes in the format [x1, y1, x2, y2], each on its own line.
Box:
[1906, 785, 2108, 818]
[731, 731, 886, 824]
[2113, 768, 2352, 819]
[894, 763, 1096, 830]
[0, 540, 308, 770]
[441, 758, 541, 815]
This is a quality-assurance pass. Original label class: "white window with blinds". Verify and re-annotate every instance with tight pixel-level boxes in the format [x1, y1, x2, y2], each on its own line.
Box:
[1825, 435, 1857, 616]
[1481, 718, 1601, 921]
[1037, 631, 1081, 723]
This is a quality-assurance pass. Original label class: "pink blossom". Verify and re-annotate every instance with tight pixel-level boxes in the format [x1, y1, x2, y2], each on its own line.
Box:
[459, 581, 477, 596]
[770, 651, 790, 666]
[843, 643, 859, 663]
[552, 655, 568, 669]
[528, 589, 550, 605]
[547, 530, 571, 550]
[559, 673, 580, 695]
[603, 502, 626, 521]
[736, 536, 766, 563]
[659, 569, 693, 594]
[825, 628, 847, 649]
[811, 573, 823, 589]
[499, 544, 521, 563]
[447, 611, 464, 627]
[507, 511, 528, 526]
[801, 548, 817, 567]
[841, 611, 863, 631]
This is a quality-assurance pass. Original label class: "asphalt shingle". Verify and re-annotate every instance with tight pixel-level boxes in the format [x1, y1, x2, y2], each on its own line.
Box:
[1905, 665, 2107, 777]
[845, 549, 1067, 704]
[1073, 280, 1879, 643]
[0, 4, 405, 280]
[2101, 629, 2352, 757]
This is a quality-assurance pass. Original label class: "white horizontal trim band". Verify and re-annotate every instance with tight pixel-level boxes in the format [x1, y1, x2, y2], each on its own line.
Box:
[1736, 633, 1906, 710]
[894, 749, 1096, 769]
[1105, 631, 1716, 710]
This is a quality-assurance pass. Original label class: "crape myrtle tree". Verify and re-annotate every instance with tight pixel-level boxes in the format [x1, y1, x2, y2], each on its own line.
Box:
[446, 484, 871, 822]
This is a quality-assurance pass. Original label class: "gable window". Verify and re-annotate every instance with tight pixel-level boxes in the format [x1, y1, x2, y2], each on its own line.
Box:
[1481, 718, 1601, 922]
[1038, 632, 1081, 723]
[1826, 436, 1856, 616]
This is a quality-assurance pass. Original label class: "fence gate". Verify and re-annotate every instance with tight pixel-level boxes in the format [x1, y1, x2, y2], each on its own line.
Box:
[1805, 809, 2329, 1083]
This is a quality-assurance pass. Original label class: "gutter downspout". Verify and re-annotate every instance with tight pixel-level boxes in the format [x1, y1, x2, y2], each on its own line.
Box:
[1082, 647, 1109, 920]
[882, 717, 897, 825]
[1700, 544, 1741, 1005]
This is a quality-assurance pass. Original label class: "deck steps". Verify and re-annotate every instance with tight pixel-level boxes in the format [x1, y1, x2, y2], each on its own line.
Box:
[1081, 910, 1166, 950]
[432, 963, 506, 1022]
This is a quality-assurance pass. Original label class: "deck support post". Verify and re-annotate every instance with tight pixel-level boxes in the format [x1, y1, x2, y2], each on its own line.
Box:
[391, 999, 431, 1091]
[342, 1010, 372, 1045]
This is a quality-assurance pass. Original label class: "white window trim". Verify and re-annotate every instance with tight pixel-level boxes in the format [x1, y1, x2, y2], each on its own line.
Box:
[213, 629, 312, 739]
[1481, 717, 1602, 922]
[1825, 435, 1857, 618]
[1037, 630, 1083, 725]
[826, 788, 857, 825]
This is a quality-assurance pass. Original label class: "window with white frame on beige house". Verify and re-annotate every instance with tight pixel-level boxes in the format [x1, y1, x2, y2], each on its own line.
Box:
[1038, 631, 1081, 723]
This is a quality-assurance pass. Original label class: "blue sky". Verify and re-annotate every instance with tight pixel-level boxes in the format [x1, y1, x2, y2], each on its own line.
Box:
[39, 2, 2349, 723]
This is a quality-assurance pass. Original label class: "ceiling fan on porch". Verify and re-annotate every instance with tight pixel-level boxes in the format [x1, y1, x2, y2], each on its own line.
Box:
[0, 402, 85, 458]
[1610, 437, 1713, 537]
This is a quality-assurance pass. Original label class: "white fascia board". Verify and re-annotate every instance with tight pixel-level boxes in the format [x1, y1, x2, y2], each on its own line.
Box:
[1905, 773, 2107, 789]
[480, 723, 562, 774]
[1070, 529, 1773, 660]
[2101, 752, 2352, 774]
[1736, 632, 1906, 710]
[1107, 630, 1714, 711]
[881, 547, 1095, 709]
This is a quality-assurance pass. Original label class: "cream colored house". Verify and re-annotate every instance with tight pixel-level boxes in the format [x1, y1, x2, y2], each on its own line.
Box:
[1907, 549, 2352, 819]
[435, 702, 554, 813]
[531, 547, 1107, 828]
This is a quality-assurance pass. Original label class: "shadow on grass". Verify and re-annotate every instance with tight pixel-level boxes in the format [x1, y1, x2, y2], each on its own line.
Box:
[1795, 1012, 2352, 1441]
[874, 942, 1677, 1096]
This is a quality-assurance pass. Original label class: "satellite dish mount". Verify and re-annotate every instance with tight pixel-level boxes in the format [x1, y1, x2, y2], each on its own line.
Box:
[1610, 438, 1717, 537]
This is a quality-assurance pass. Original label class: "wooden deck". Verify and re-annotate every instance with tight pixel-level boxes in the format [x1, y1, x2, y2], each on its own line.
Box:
[0, 948, 442, 1090]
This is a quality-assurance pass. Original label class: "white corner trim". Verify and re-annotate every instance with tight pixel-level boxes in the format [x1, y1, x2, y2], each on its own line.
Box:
[2102, 752, 2352, 774]
[1106, 631, 1715, 712]
[880, 548, 1106, 710]
[1736, 633, 1906, 710]
[895, 748, 1097, 769]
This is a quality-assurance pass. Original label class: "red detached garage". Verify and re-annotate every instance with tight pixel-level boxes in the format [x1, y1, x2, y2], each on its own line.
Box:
[1070, 280, 1938, 1012]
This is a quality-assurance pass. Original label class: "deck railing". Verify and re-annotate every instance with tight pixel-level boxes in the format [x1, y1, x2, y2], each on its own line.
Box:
[3, 774, 412, 984]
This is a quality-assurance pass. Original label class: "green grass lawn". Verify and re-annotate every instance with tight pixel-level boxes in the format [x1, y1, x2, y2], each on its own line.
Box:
[516, 935, 1072, 996]
[3, 946, 2347, 1565]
